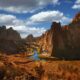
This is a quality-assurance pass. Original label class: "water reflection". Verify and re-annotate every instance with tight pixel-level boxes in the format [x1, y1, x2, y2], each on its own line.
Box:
[29, 49, 40, 60]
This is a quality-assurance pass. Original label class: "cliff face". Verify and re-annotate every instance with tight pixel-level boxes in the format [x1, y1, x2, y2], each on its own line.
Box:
[35, 22, 65, 56]
[51, 22, 65, 55]
[52, 13, 80, 59]
[35, 27, 53, 55]
[72, 12, 80, 24]
[35, 12, 80, 59]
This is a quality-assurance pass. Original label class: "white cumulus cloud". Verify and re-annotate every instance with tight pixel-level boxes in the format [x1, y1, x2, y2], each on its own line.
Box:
[29, 10, 72, 25]
[0, 14, 46, 38]
[0, 14, 16, 25]
[0, 10, 72, 38]
[30, 11, 63, 22]
[72, 0, 80, 9]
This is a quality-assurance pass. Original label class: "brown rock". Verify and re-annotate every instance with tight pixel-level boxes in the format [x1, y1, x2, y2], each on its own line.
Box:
[35, 12, 80, 59]
[0, 26, 26, 54]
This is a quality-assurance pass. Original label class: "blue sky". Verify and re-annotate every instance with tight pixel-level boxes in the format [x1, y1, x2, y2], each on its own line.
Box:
[0, 0, 79, 38]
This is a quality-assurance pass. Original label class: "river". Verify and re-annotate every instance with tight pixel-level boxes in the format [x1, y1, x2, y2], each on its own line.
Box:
[29, 49, 40, 60]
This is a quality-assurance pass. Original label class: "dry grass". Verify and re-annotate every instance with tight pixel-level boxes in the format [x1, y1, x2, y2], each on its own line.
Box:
[43, 61, 80, 80]
[0, 54, 80, 80]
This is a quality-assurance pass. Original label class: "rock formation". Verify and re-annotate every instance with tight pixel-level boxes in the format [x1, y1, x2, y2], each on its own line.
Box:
[35, 29, 53, 55]
[52, 12, 80, 59]
[34, 12, 80, 59]
[72, 12, 80, 24]
[25, 34, 35, 42]
[0, 12, 80, 59]
[0, 26, 26, 54]
[0, 26, 21, 40]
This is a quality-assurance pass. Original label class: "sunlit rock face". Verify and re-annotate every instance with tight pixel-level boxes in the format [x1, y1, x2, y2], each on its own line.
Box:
[35, 22, 65, 56]
[72, 12, 80, 24]
[35, 12, 80, 59]
[35, 27, 53, 55]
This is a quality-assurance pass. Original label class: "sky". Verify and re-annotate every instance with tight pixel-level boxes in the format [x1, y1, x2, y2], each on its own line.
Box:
[0, 0, 79, 38]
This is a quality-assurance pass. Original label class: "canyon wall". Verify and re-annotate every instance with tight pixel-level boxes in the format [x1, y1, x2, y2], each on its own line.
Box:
[0, 12, 80, 59]
[35, 12, 80, 59]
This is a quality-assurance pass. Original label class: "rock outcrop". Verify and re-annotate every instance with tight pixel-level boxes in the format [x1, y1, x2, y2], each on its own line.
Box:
[52, 12, 80, 59]
[0, 26, 26, 54]
[72, 12, 80, 24]
[35, 12, 80, 59]
[35, 29, 53, 55]
[25, 34, 35, 42]
[0, 26, 21, 41]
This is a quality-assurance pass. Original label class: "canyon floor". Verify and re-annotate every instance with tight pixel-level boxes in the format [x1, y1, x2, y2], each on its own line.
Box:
[0, 54, 80, 80]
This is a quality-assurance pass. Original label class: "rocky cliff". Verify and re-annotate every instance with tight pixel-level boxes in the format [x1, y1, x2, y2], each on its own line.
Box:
[0, 26, 21, 40]
[52, 12, 80, 59]
[35, 29, 53, 55]
[35, 12, 80, 59]
[0, 26, 26, 54]
[72, 12, 80, 24]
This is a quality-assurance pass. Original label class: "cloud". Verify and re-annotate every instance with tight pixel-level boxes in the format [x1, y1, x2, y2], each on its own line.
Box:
[0, 14, 16, 25]
[0, 10, 72, 38]
[61, 16, 72, 25]
[0, 14, 46, 38]
[72, 0, 80, 9]
[18, 27, 46, 38]
[38, 0, 59, 5]
[29, 10, 72, 25]
[0, 14, 26, 26]
[0, 0, 59, 13]
[30, 11, 63, 22]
